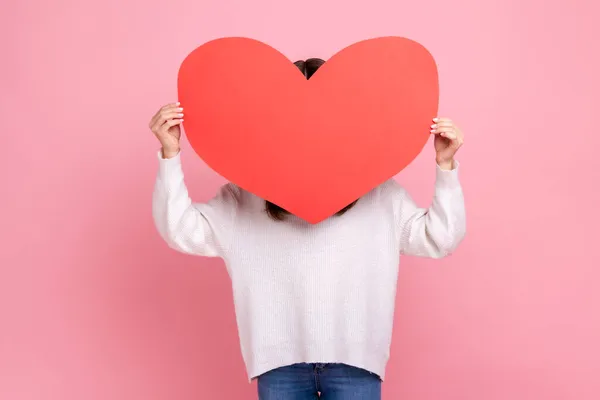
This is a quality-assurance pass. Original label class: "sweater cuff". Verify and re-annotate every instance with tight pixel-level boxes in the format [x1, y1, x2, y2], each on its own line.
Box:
[157, 149, 183, 178]
[435, 160, 461, 190]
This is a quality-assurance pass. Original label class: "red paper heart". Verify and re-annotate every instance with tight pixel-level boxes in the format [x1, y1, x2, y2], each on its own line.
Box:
[178, 37, 438, 224]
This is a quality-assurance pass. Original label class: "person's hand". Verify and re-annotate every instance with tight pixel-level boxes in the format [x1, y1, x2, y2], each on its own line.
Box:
[149, 102, 184, 159]
[430, 117, 464, 170]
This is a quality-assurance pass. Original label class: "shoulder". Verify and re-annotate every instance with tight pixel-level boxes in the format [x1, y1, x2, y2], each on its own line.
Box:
[203, 183, 243, 210]
[218, 183, 264, 211]
[374, 179, 408, 200]
[366, 179, 414, 218]
[220, 182, 242, 199]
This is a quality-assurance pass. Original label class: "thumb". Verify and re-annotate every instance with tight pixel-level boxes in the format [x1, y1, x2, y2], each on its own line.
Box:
[160, 119, 183, 135]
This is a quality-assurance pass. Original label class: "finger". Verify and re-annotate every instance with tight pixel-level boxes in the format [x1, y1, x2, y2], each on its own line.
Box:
[155, 107, 183, 124]
[161, 105, 184, 115]
[161, 102, 180, 111]
[445, 132, 464, 147]
[160, 111, 185, 122]
[152, 111, 184, 132]
[159, 118, 183, 133]
[149, 112, 161, 129]
[150, 103, 181, 127]
[440, 131, 457, 140]
[151, 115, 172, 133]
[433, 117, 452, 123]
[431, 126, 456, 135]
[430, 124, 453, 134]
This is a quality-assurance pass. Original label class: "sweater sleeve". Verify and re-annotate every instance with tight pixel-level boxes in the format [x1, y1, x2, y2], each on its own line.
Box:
[152, 151, 239, 258]
[387, 162, 466, 258]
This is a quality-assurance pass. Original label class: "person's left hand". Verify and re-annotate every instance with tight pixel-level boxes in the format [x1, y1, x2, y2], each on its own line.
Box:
[430, 117, 464, 170]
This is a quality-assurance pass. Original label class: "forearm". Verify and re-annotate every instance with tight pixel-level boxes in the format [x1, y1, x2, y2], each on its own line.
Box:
[398, 161, 466, 258]
[152, 151, 217, 256]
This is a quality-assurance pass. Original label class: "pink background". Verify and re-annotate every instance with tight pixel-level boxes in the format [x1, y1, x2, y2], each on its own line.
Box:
[1, 0, 599, 399]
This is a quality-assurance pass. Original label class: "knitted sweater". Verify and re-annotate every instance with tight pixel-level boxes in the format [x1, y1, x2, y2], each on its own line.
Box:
[152, 151, 466, 381]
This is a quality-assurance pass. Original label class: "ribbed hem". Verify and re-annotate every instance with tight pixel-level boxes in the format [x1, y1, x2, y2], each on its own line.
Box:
[245, 340, 390, 383]
[435, 160, 461, 190]
[156, 150, 182, 178]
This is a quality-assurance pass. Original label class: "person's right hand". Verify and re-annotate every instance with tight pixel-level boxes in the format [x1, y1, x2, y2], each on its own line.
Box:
[149, 102, 184, 159]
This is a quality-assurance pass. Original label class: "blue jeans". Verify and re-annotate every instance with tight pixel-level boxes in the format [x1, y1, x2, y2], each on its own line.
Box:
[257, 363, 381, 399]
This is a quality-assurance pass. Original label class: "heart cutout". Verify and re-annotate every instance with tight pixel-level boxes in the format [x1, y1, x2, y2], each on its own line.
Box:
[178, 37, 438, 224]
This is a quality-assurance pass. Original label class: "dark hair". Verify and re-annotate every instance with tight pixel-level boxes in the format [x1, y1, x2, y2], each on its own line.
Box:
[293, 58, 325, 79]
[265, 58, 358, 221]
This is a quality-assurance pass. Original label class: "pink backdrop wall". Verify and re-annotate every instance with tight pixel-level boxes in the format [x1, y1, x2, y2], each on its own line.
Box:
[2, 0, 599, 399]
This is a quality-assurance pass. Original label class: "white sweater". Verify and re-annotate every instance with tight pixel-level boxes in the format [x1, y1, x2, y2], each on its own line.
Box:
[152, 151, 466, 381]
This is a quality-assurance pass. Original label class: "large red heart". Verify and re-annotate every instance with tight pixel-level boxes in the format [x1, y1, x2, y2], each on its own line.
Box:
[178, 37, 438, 224]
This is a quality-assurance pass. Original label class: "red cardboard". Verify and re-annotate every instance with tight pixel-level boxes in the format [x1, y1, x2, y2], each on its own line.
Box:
[178, 37, 439, 224]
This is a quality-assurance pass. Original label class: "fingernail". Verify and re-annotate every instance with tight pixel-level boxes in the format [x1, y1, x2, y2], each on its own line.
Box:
[431, 124, 437, 128]
[432, 118, 439, 122]
[430, 129, 436, 133]
[176, 101, 181, 105]
[178, 113, 184, 117]
[178, 107, 184, 111]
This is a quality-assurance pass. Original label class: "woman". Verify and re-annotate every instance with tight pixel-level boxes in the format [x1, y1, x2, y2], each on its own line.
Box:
[150, 58, 466, 400]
